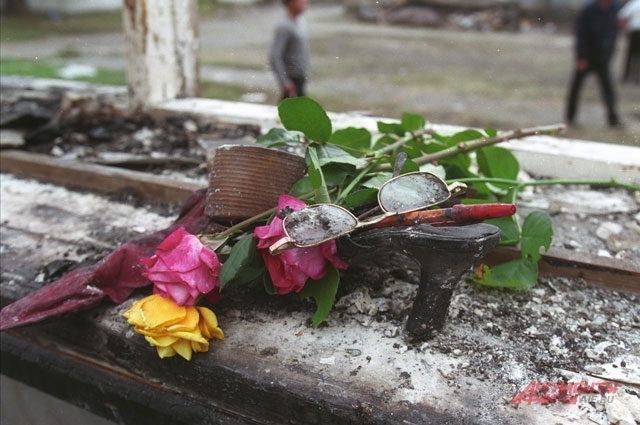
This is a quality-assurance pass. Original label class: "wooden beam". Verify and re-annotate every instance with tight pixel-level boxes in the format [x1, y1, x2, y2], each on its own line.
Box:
[484, 246, 640, 294]
[0, 150, 202, 204]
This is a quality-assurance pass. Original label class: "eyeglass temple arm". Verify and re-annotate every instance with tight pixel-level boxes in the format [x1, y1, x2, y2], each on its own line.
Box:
[447, 181, 467, 198]
[269, 237, 297, 255]
[370, 203, 516, 229]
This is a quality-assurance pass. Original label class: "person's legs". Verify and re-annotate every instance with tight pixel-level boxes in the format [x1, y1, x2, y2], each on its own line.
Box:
[280, 77, 307, 100]
[629, 31, 640, 84]
[595, 62, 619, 126]
[566, 69, 587, 125]
[292, 77, 306, 97]
[623, 35, 632, 83]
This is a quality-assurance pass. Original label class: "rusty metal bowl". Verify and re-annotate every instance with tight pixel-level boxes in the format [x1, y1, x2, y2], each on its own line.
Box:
[205, 145, 306, 220]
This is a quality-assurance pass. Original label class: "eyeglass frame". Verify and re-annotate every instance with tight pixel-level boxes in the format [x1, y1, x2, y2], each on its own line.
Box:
[269, 171, 468, 254]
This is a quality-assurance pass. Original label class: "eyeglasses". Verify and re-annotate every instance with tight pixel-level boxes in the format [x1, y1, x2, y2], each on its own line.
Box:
[377, 171, 466, 213]
[269, 171, 516, 254]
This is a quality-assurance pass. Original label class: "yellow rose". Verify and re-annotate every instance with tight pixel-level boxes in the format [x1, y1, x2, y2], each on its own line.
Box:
[123, 294, 224, 360]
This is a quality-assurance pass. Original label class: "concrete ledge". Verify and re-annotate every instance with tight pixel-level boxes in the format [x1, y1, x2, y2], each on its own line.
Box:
[504, 135, 640, 185]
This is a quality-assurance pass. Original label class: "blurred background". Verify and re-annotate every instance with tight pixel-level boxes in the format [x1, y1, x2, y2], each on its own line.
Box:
[1, 0, 639, 145]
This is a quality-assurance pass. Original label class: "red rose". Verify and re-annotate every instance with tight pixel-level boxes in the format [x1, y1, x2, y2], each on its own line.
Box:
[141, 227, 221, 306]
[254, 195, 348, 295]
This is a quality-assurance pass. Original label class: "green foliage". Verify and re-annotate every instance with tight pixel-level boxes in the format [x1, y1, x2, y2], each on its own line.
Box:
[1, 11, 122, 41]
[328, 128, 372, 156]
[278, 97, 332, 142]
[0, 58, 126, 86]
[219, 234, 265, 289]
[473, 203, 554, 289]
[401, 112, 426, 131]
[477, 146, 519, 182]
[256, 127, 301, 148]
[474, 261, 538, 289]
[298, 267, 341, 328]
[520, 211, 554, 262]
[306, 146, 331, 204]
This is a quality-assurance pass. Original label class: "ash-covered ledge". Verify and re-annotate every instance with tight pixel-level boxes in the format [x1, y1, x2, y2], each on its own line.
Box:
[2, 175, 639, 425]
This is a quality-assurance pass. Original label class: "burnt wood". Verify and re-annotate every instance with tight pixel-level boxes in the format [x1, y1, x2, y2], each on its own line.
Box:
[484, 246, 640, 294]
[0, 149, 201, 203]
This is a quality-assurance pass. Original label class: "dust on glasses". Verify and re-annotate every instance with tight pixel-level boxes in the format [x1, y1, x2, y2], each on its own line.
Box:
[268, 172, 515, 254]
[377, 171, 466, 213]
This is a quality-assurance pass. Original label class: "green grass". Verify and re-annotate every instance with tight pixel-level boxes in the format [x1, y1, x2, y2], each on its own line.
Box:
[199, 54, 266, 72]
[0, 57, 126, 85]
[0, 2, 231, 42]
[0, 11, 123, 41]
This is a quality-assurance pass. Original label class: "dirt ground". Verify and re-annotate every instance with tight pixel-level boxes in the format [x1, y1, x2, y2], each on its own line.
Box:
[1, 3, 639, 145]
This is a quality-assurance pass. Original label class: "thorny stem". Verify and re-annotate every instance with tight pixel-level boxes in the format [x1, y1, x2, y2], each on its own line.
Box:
[208, 207, 277, 240]
[209, 190, 319, 240]
[334, 163, 375, 205]
[373, 123, 567, 171]
[376, 128, 428, 157]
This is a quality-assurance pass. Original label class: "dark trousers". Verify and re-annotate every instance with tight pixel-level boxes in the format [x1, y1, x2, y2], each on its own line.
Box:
[566, 60, 619, 126]
[622, 31, 640, 84]
[281, 77, 307, 100]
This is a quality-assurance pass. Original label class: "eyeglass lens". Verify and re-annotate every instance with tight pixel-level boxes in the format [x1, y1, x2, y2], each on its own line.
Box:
[284, 204, 358, 247]
[378, 173, 450, 213]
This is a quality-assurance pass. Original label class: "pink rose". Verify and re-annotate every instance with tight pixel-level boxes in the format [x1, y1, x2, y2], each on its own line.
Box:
[254, 195, 348, 295]
[141, 227, 221, 306]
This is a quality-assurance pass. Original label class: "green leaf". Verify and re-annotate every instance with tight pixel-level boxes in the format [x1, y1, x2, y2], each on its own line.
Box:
[278, 97, 332, 142]
[399, 141, 424, 159]
[341, 187, 378, 209]
[362, 172, 393, 189]
[484, 127, 498, 137]
[401, 112, 425, 131]
[441, 154, 473, 179]
[520, 211, 553, 262]
[327, 127, 372, 156]
[485, 216, 521, 245]
[199, 234, 230, 252]
[298, 266, 340, 327]
[289, 176, 313, 198]
[477, 146, 520, 181]
[255, 127, 301, 148]
[473, 260, 538, 289]
[219, 234, 265, 289]
[396, 156, 420, 173]
[372, 134, 397, 150]
[307, 146, 331, 204]
[377, 121, 406, 137]
[316, 144, 368, 168]
[263, 274, 277, 295]
[320, 163, 355, 187]
[447, 129, 484, 146]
